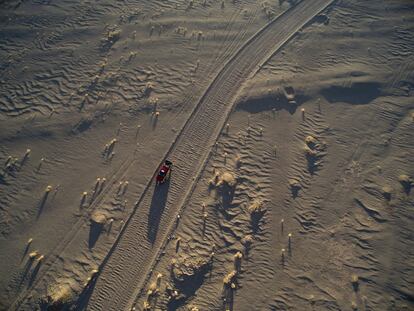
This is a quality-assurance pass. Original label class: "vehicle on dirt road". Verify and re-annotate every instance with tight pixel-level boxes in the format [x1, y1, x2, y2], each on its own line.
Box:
[156, 160, 172, 185]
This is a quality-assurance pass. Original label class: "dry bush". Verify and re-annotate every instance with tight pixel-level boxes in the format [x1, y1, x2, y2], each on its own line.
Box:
[84, 268, 99, 286]
[288, 178, 301, 197]
[351, 301, 358, 310]
[147, 281, 159, 297]
[234, 251, 243, 271]
[382, 185, 393, 200]
[29, 251, 39, 260]
[101, 28, 121, 51]
[143, 300, 151, 310]
[248, 200, 263, 215]
[242, 235, 253, 248]
[81, 191, 88, 205]
[304, 145, 318, 159]
[91, 212, 107, 224]
[165, 282, 185, 304]
[235, 154, 241, 168]
[143, 273, 163, 309]
[248, 199, 266, 230]
[261, 1, 276, 19]
[208, 171, 220, 187]
[303, 135, 326, 172]
[351, 274, 359, 291]
[144, 82, 154, 96]
[42, 281, 75, 309]
[223, 270, 237, 287]
[305, 135, 317, 147]
[351, 274, 359, 284]
[217, 172, 236, 187]
[209, 171, 237, 189]
[22, 149, 31, 164]
[398, 174, 412, 193]
[172, 255, 212, 283]
[107, 29, 121, 43]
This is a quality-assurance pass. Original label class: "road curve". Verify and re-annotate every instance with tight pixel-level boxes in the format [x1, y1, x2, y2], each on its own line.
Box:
[86, 1, 335, 310]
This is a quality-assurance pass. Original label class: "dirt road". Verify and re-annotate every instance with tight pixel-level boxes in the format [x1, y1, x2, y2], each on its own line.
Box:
[85, 1, 335, 310]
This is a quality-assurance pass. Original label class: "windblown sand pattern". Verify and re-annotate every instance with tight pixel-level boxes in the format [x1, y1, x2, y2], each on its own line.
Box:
[0, 0, 413, 310]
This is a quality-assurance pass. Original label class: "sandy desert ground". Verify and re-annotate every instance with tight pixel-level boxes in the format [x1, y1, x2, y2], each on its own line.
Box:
[0, 0, 413, 310]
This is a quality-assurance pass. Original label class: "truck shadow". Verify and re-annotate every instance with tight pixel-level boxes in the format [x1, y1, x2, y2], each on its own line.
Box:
[147, 180, 170, 243]
[88, 221, 104, 249]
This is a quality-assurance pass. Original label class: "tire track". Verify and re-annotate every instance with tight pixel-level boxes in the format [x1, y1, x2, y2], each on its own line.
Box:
[7, 6, 267, 309]
[86, 1, 335, 310]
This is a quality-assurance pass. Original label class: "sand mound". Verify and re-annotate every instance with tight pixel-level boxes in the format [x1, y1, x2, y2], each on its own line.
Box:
[248, 199, 266, 230]
[172, 254, 212, 284]
[218, 172, 237, 187]
[90, 212, 107, 224]
[209, 170, 237, 189]
[303, 135, 327, 173]
[163, 250, 213, 309]
[41, 280, 76, 310]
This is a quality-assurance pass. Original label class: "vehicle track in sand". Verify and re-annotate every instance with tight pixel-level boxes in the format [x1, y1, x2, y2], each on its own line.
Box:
[7, 6, 263, 310]
[85, 1, 335, 310]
